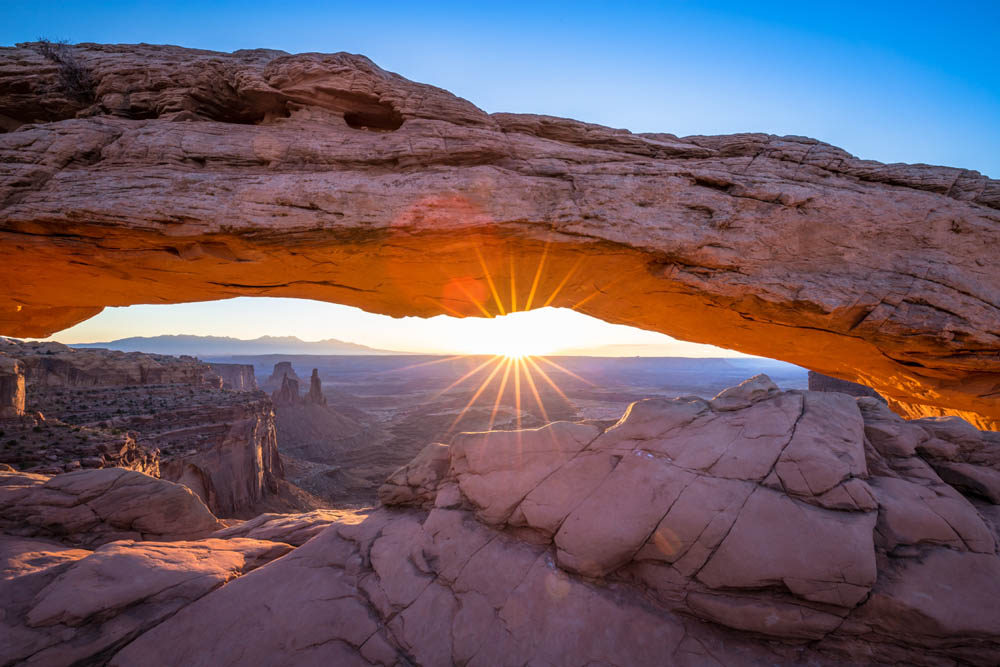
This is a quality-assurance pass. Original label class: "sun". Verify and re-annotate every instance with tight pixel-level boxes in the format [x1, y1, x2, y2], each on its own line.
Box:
[392, 240, 602, 433]
[456, 311, 559, 358]
[495, 341, 531, 360]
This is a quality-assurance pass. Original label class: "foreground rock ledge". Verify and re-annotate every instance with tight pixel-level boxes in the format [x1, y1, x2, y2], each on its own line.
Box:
[2, 376, 999, 665]
[1, 42, 998, 427]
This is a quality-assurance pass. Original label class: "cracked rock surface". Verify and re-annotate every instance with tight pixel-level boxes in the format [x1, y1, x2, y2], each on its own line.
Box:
[1, 375, 998, 665]
[0, 43, 998, 427]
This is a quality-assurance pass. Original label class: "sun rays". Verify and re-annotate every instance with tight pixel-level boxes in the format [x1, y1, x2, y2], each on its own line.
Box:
[441, 352, 580, 434]
[426, 241, 596, 435]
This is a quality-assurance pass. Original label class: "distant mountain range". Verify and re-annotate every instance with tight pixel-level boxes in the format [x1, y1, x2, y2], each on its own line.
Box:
[70, 335, 405, 357]
[67, 335, 804, 367]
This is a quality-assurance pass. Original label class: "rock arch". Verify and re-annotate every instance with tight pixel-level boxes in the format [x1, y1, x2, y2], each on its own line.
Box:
[0, 43, 997, 428]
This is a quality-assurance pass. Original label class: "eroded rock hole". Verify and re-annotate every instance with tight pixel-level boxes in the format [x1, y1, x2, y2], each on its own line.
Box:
[343, 106, 404, 132]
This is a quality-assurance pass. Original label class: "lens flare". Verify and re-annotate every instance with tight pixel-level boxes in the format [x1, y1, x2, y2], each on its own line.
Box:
[397, 237, 599, 434]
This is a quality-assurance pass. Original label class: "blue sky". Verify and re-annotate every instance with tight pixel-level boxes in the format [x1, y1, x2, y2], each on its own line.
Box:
[4, 0, 997, 175]
[5, 1, 998, 353]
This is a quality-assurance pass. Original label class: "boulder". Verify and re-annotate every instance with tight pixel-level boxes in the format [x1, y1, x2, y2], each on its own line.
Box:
[0, 467, 223, 546]
[0, 535, 289, 666]
[378, 442, 451, 508]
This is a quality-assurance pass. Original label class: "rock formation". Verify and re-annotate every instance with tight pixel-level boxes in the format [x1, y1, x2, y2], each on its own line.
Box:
[0, 338, 288, 517]
[1, 339, 215, 388]
[305, 368, 326, 405]
[157, 396, 283, 517]
[0, 355, 25, 418]
[374, 375, 1000, 663]
[0, 43, 996, 427]
[270, 373, 300, 406]
[207, 362, 257, 391]
[1, 376, 997, 665]
[0, 467, 223, 547]
[262, 362, 300, 393]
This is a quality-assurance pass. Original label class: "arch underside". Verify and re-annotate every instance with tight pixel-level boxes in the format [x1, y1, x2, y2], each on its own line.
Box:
[0, 43, 997, 428]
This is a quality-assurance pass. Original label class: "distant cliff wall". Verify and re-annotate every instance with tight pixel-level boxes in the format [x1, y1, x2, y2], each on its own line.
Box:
[2, 340, 213, 388]
[159, 396, 283, 517]
[208, 363, 258, 391]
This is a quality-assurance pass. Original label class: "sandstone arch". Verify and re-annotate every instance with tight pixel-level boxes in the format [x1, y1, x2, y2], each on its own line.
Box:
[0, 43, 997, 428]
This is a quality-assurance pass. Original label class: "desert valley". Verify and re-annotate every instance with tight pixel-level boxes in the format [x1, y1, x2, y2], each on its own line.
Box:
[0, 25, 998, 667]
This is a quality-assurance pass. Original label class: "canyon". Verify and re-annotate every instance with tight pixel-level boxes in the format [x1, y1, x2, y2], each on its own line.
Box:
[0, 43, 997, 427]
[0, 339, 300, 517]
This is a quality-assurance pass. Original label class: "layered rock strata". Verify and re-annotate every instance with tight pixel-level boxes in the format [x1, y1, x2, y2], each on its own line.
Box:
[0, 413, 158, 477]
[207, 362, 257, 391]
[0, 43, 997, 426]
[156, 396, 283, 517]
[2, 339, 287, 516]
[1, 339, 216, 388]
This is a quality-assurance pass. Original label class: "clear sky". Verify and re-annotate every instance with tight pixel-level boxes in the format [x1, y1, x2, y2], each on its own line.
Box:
[5, 1, 997, 355]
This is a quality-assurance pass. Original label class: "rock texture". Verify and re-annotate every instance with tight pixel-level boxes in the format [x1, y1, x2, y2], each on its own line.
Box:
[0, 534, 290, 665]
[0, 43, 996, 427]
[0, 376, 998, 665]
[305, 368, 327, 405]
[206, 362, 257, 391]
[270, 373, 300, 406]
[0, 355, 25, 418]
[262, 362, 300, 393]
[0, 339, 288, 516]
[0, 412, 159, 477]
[808, 370, 885, 401]
[375, 376, 1000, 663]
[1, 339, 216, 388]
[0, 467, 223, 547]
[156, 396, 283, 517]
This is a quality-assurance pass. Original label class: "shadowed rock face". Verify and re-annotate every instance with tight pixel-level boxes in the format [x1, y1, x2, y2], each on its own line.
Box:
[0, 356, 25, 417]
[207, 362, 257, 391]
[0, 43, 998, 427]
[305, 368, 326, 406]
[261, 362, 300, 393]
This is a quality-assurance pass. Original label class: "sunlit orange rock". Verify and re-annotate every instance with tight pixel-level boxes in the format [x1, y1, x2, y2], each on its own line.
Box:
[0, 42, 997, 427]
